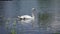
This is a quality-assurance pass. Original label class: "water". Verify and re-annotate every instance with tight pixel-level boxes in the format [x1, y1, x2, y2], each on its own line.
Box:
[0, 0, 60, 34]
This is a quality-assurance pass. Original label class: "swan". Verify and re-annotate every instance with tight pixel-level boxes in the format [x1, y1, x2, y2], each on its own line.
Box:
[18, 8, 35, 20]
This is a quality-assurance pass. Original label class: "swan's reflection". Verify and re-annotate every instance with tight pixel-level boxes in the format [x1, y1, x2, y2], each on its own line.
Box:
[21, 19, 32, 23]
[18, 18, 35, 30]
[18, 18, 34, 24]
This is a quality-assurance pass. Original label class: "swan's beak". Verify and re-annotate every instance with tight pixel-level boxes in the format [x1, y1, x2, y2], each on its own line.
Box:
[32, 8, 35, 11]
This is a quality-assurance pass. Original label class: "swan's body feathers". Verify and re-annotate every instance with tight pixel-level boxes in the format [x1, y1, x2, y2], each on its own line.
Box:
[18, 8, 35, 20]
[20, 15, 32, 18]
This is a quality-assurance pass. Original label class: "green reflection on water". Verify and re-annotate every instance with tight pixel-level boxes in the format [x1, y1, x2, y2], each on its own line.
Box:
[38, 13, 49, 21]
[38, 12, 52, 31]
[37, 0, 52, 31]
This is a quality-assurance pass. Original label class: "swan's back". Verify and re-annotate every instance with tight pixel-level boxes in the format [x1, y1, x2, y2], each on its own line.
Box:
[20, 15, 32, 18]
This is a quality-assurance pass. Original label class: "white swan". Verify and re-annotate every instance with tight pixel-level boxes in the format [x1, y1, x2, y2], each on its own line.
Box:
[18, 8, 35, 20]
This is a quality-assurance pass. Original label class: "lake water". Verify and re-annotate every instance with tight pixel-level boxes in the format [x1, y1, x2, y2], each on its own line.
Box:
[0, 0, 60, 34]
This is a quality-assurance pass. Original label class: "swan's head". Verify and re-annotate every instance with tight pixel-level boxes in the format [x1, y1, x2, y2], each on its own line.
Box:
[32, 8, 36, 11]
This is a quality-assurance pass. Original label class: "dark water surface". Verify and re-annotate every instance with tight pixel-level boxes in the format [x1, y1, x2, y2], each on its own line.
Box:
[0, 0, 60, 34]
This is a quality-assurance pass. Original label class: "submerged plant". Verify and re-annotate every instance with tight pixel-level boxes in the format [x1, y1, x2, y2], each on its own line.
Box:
[13, 20, 16, 26]
[11, 20, 17, 34]
[5, 18, 17, 34]
[5, 18, 10, 29]
[11, 29, 16, 34]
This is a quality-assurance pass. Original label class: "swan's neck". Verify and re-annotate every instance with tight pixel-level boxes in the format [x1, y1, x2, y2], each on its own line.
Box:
[32, 11, 35, 19]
